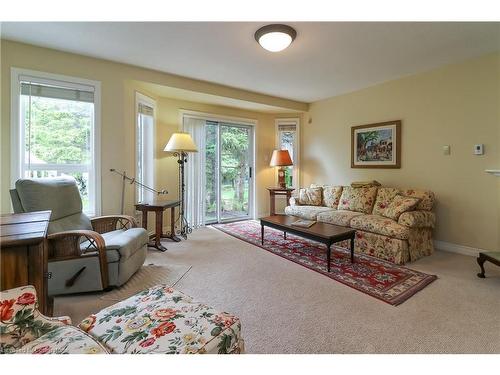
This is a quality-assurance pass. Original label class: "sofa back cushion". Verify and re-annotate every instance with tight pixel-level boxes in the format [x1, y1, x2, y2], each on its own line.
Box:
[337, 186, 378, 213]
[299, 187, 323, 206]
[310, 184, 343, 208]
[372, 187, 401, 216]
[402, 189, 435, 211]
[380, 195, 420, 220]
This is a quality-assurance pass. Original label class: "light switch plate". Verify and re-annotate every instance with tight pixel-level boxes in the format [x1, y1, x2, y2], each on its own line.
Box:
[443, 145, 450, 155]
[474, 144, 484, 155]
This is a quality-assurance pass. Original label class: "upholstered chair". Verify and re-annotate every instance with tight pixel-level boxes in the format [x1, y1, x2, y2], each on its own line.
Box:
[0, 285, 108, 354]
[10, 177, 148, 295]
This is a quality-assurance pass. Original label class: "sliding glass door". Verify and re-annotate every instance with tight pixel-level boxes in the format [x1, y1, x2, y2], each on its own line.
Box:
[205, 121, 253, 224]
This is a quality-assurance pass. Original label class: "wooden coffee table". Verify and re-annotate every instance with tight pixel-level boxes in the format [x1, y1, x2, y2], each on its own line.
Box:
[260, 215, 356, 272]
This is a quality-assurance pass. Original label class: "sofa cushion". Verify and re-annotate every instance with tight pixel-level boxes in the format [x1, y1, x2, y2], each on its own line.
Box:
[284, 205, 335, 220]
[381, 195, 420, 220]
[322, 186, 343, 208]
[298, 187, 323, 206]
[79, 285, 243, 354]
[316, 210, 364, 226]
[402, 189, 435, 211]
[350, 215, 410, 240]
[372, 187, 401, 216]
[337, 186, 378, 213]
[18, 326, 108, 354]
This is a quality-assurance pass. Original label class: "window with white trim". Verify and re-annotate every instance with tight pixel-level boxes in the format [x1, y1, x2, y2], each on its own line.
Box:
[276, 118, 299, 188]
[135, 93, 156, 203]
[12, 69, 101, 215]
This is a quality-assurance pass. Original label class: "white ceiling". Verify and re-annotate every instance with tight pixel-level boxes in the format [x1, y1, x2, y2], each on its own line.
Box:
[2, 22, 499, 102]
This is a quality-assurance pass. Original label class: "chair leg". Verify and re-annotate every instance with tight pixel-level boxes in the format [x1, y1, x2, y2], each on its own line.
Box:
[477, 254, 487, 278]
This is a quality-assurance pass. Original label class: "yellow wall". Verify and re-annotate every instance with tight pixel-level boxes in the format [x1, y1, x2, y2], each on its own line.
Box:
[0, 40, 305, 218]
[303, 52, 500, 251]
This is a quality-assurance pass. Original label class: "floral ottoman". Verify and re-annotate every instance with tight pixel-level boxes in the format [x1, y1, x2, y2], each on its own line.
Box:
[78, 285, 244, 354]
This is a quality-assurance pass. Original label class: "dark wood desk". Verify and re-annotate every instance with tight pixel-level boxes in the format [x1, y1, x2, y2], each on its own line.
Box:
[267, 187, 295, 216]
[0, 211, 51, 315]
[260, 215, 356, 272]
[135, 199, 181, 252]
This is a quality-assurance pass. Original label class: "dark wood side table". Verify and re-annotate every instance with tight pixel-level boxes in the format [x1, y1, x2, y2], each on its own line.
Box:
[267, 187, 295, 216]
[135, 199, 181, 252]
[0, 211, 51, 315]
[477, 252, 500, 278]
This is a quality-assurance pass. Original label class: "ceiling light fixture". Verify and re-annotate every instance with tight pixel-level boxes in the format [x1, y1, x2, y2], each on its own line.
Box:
[254, 24, 297, 52]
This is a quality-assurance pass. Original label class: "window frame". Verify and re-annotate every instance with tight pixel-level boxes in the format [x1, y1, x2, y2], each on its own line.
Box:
[134, 91, 157, 203]
[275, 117, 300, 188]
[10, 67, 102, 216]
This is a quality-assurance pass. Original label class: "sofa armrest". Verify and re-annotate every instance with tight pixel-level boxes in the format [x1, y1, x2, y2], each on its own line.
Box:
[398, 211, 436, 228]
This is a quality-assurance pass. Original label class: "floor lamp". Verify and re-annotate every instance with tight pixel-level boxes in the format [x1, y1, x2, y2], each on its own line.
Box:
[164, 132, 198, 239]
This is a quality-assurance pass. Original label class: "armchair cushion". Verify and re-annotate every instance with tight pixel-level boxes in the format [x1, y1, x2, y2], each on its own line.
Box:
[48, 212, 92, 235]
[15, 177, 83, 221]
[372, 187, 401, 216]
[17, 326, 109, 354]
[316, 210, 364, 226]
[398, 211, 436, 228]
[80, 228, 149, 263]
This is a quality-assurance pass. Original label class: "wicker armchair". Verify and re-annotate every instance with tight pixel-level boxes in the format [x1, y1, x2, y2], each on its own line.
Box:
[10, 177, 148, 295]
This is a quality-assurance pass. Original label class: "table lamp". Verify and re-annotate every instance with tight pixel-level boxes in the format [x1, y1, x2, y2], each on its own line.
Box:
[270, 149, 293, 189]
[164, 132, 198, 239]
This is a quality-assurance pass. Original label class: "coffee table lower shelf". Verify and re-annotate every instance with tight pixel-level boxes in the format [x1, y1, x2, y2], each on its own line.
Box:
[260, 215, 356, 272]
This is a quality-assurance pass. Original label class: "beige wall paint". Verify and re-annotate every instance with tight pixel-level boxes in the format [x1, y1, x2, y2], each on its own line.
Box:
[0, 40, 305, 219]
[303, 52, 500, 251]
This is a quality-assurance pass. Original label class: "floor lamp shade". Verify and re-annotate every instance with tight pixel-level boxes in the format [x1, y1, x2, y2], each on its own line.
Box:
[270, 150, 293, 189]
[164, 132, 198, 153]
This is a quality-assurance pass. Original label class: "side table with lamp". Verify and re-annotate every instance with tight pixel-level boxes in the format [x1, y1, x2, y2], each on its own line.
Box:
[268, 149, 295, 216]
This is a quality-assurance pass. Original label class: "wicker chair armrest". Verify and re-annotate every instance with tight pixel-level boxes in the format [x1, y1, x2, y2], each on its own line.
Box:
[91, 215, 137, 234]
[47, 230, 109, 289]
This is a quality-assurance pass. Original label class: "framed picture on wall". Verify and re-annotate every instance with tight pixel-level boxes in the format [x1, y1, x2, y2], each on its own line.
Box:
[351, 120, 401, 168]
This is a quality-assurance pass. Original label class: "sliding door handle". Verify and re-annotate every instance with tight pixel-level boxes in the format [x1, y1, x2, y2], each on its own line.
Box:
[249, 166, 252, 179]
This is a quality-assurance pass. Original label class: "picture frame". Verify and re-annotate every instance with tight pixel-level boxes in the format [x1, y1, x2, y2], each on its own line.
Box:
[351, 120, 401, 169]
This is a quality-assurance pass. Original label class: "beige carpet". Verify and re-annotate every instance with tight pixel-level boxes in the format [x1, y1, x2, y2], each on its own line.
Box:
[55, 226, 500, 353]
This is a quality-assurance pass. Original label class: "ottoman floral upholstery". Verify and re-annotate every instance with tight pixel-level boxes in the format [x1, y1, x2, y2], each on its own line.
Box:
[0, 285, 107, 354]
[78, 284, 244, 354]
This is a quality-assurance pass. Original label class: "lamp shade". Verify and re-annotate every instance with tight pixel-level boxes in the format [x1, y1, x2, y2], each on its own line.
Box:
[164, 132, 198, 153]
[270, 150, 293, 167]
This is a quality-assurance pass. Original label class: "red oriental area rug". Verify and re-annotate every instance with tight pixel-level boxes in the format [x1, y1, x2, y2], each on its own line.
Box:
[213, 220, 437, 306]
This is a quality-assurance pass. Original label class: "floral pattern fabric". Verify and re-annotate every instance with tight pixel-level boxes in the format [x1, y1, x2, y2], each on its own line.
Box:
[322, 186, 343, 208]
[372, 187, 401, 216]
[316, 210, 364, 226]
[402, 189, 435, 211]
[284, 205, 335, 220]
[298, 187, 323, 206]
[17, 326, 108, 354]
[398, 210, 436, 228]
[337, 186, 378, 213]
[350, 215, 410, 240]
[0, 285, 70, 354]
[78, 285, 243, 354]
[381, 195, 420, 221]
[408, 228, 434, 261]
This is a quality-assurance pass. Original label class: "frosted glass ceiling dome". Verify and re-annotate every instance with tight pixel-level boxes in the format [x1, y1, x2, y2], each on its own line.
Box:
[254, 24, 297, 52]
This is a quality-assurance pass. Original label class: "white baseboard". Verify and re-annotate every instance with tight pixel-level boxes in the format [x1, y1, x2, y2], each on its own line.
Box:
[434, 240, 483, 257]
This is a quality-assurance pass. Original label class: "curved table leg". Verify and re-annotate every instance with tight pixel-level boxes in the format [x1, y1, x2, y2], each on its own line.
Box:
[477, 254, 486, 278]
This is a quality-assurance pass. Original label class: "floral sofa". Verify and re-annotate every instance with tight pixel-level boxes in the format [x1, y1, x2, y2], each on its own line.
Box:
[284, 184, 436, 264]
[1, 285, 243, 354]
